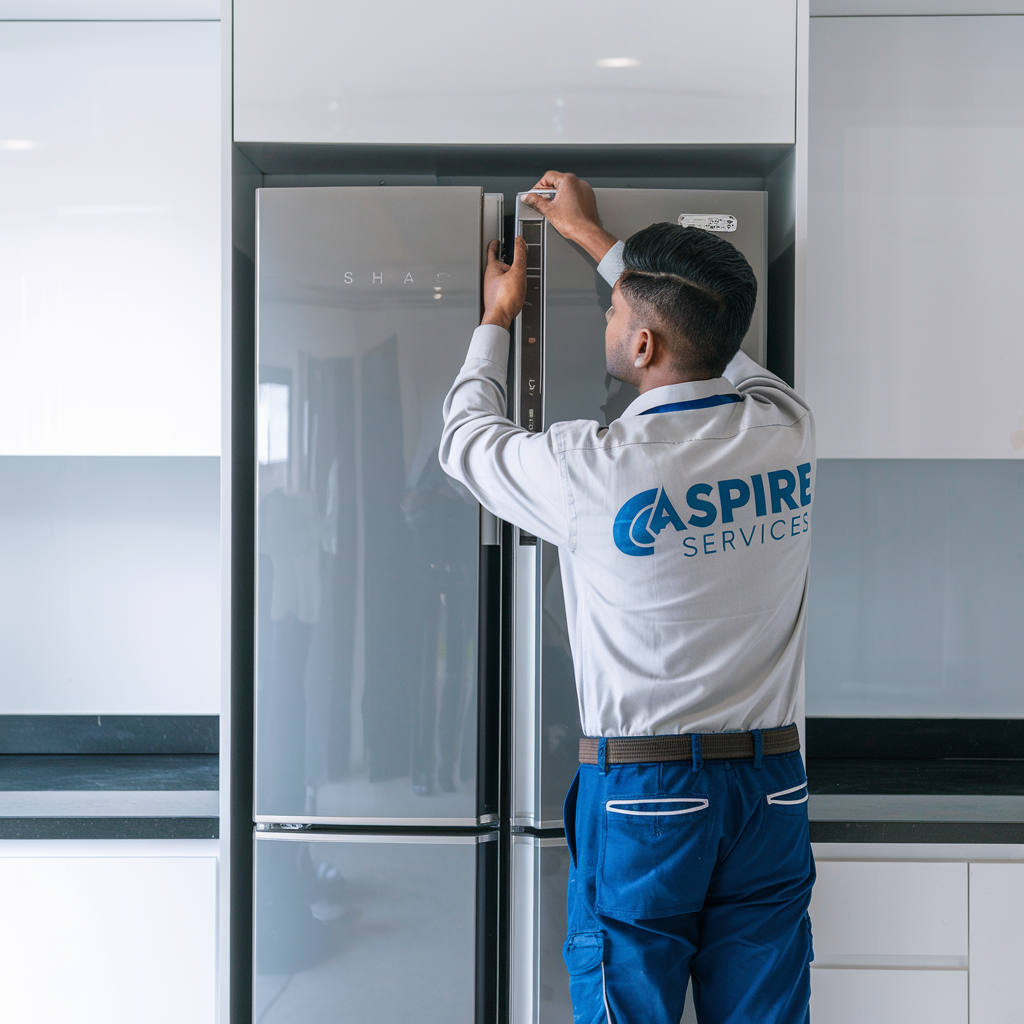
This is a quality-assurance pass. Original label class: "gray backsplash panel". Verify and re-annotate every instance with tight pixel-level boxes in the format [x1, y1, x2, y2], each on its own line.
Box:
[806, 459, 1024, 717]
[0, 456, 220, 715]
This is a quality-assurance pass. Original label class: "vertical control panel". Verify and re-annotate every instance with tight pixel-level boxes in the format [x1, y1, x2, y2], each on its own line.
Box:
[518, 219, 544, 434]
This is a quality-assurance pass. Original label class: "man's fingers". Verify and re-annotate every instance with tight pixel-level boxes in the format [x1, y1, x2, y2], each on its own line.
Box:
[511, 235, 527, 267]
[535, 170, 568, 189]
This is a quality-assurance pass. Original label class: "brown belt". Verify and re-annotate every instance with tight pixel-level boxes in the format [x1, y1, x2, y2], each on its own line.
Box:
[579, 724, 800, 766]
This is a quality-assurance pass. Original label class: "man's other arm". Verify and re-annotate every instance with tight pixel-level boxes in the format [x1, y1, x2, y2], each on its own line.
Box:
[439, 237, 573, 547]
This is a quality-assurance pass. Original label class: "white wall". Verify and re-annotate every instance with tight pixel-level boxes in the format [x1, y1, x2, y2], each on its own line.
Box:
[233, 0, 797, 146]
[805, 15, 1024, 460]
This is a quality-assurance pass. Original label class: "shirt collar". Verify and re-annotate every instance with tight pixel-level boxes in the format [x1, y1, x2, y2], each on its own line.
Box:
[620, 377, 741, 419]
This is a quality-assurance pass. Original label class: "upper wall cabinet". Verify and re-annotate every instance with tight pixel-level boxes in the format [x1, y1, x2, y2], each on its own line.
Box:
[806, 15, 1024, 459]
[233, 0, 797, 146]
[0, 22, 220, 457]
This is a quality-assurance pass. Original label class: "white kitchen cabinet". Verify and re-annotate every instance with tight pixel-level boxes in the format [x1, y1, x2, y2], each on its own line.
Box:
[810, 968, 967, 1024]
[0, 22, 221, 457]
[969, 862, 1024, 1024]
[0, 848, 217, 1024]
[810, 860, 967, 959]
[234, 0, 796, 146]
[806, 14, 1024, 459]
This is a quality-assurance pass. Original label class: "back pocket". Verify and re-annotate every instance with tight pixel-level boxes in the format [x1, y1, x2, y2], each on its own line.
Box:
[596, 797, 714, 921]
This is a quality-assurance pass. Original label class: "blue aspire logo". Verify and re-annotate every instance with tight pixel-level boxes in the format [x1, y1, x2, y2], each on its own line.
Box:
[612, 464, 813, 557]
[612, 487, 685, 556]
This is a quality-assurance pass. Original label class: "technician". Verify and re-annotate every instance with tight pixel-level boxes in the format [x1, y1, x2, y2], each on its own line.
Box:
[439, 171, 815, 1024]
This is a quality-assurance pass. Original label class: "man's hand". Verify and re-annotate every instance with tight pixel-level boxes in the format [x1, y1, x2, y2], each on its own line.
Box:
[521, 171, 619, 263]
[481, 236, 527, 330]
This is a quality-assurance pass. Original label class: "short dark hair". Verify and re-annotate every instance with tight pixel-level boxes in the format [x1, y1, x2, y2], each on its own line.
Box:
[619, 223, 757, 377]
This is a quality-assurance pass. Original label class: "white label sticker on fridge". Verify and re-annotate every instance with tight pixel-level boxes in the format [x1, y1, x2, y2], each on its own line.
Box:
[678, 214, 737, 232]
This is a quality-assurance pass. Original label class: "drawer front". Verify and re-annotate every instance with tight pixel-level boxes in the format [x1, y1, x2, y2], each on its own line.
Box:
[810, 969, 967, 1024]
[810, 861, 967, 957]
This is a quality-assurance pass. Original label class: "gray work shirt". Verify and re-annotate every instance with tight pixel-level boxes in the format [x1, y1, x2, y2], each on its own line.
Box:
[439, 242, 816, 737]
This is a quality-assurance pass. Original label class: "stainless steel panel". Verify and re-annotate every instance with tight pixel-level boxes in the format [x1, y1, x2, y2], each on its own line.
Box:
[255, 186, 489, 824]
[254, 831, 496, 1023]
[510, 835, 572, 1024]
[511, 189, 768, 829]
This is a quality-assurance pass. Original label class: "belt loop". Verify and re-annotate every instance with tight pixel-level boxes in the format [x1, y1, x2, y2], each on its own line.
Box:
[598, 738, 607, 775]
[752, 729, 763, 769]
[691, 733, 703, 773]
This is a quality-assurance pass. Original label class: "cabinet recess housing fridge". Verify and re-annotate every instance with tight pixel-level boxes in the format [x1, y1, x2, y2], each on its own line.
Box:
[252, 184, 767, 1023]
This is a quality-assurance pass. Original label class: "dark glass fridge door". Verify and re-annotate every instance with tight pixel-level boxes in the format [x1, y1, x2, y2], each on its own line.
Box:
[511, 189, 767, 829]
[255, 186, 499, 825]
[254, 831, 497, 1023]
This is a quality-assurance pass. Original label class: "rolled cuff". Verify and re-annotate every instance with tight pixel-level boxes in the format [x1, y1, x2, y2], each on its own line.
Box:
[596, 239, 626, 287]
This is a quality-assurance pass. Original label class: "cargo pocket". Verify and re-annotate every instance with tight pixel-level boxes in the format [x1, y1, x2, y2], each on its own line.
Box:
[596, 797, 714, 921]
[563, 932, 607, 1024]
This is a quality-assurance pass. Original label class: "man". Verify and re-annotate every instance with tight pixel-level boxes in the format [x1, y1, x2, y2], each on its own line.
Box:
[439, 171, 815, 1024]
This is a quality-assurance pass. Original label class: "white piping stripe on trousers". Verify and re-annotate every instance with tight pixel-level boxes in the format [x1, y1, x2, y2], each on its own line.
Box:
[601, 962, 616, 1024]
[766, 781, 809, 806]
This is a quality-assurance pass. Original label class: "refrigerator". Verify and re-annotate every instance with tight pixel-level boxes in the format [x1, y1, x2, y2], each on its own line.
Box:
[252, 184, 767, 1023]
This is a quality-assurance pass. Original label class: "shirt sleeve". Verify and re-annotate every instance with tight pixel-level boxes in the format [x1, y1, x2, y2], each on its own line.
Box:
[723, 349, 814, 419]
[439, 324, 573, 547]
[596, 239, 626, 286]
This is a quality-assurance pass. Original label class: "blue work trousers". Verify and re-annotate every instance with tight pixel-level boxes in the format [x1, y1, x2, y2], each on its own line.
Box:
[563, 748, 815, 1024]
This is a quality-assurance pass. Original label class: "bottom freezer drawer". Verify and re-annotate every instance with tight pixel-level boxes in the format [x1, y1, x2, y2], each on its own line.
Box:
[254, 831, 497, 1024]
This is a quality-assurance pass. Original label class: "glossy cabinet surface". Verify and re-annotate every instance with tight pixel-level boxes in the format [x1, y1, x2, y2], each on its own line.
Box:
[255, 186, 493, 824]
[806, 15, 1024, 459]
[0, 456, 220, 714]
[234, 0, 796, 145]
[254, 832, 494, 1023]
[0, 851, 217, 1024]
[0, 22, 220, 456]
[805, 459, 1024, 717]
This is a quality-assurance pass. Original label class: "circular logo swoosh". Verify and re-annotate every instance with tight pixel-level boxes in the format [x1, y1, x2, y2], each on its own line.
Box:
[613, 488, 658, 556]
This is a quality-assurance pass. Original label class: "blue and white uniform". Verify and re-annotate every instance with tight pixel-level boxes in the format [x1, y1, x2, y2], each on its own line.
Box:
[440, 240, 816, 1024]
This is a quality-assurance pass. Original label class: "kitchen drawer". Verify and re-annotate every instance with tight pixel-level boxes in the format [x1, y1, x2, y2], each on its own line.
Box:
[810, 968, 966, 1024]
[810, 861, 967, 957]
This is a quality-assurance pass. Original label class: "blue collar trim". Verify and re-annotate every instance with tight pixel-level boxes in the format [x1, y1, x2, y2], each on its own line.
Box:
[639, 394, 742, 415]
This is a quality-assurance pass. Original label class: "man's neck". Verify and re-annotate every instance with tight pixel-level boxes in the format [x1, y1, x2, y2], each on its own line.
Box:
[636, 370, 716, 395]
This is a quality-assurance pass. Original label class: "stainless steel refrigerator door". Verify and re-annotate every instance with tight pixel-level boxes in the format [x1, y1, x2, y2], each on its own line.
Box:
[254, 830, 498, 1024]
[511, 189, 768, 829]
[256, 186, 500, 826]
[510, 835, 572, 1024]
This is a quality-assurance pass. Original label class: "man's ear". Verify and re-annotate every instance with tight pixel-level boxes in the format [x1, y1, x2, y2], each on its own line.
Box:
[632, 328, 655, 368]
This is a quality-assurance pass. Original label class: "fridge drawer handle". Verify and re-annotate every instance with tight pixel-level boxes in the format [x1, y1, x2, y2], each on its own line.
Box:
[766, 782, 809, 806]
[605, 798, 709, 817]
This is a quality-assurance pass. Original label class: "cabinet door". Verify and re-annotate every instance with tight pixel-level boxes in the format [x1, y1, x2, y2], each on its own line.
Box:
[810, 861, 967, 958]
[969, 862, 1024, 1024]
[235, 0, 796, 145]
[810, 969, 966, 1024]
[807, 15, 1024, 459]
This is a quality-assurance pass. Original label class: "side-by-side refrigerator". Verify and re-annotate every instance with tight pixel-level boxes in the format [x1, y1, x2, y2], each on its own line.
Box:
[252, 185, 767, 1023]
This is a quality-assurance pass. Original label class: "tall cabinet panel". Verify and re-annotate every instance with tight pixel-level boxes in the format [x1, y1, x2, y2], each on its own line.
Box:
[255, 186, 495, 825]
